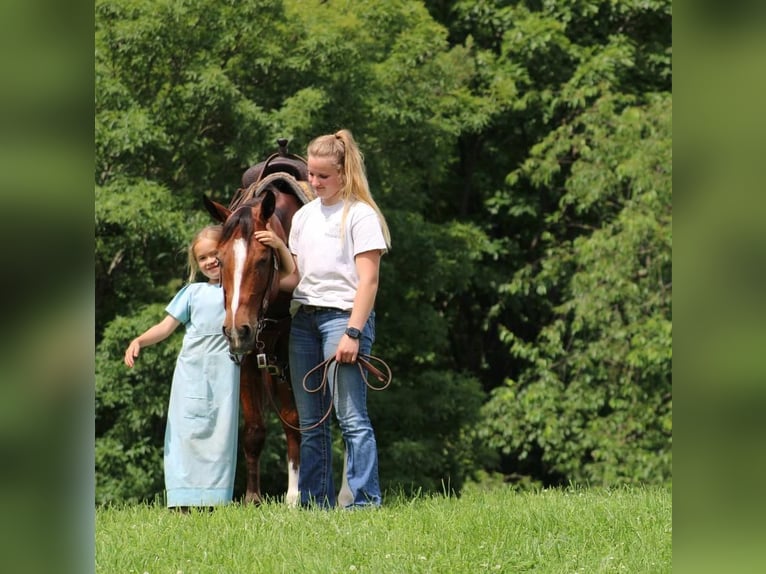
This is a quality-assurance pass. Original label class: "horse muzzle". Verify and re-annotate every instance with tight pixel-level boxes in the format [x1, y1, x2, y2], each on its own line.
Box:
[222, 324, 257, 355]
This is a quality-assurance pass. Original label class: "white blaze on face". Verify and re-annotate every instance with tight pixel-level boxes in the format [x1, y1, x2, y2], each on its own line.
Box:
[229, 238, 247, 326]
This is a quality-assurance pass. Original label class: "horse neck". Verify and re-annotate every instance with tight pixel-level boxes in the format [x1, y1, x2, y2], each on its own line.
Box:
[273, 192, 300, 238]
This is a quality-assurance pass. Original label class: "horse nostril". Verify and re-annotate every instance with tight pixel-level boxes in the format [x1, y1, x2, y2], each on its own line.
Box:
[222, 326, 231, 339]
[239, 324, 252, 339]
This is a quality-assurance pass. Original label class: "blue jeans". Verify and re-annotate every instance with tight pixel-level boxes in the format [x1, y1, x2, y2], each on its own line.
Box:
[289, 306, 381, 508]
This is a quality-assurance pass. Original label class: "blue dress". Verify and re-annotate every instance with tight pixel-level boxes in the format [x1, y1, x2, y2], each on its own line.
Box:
[163, 282, 240, 507]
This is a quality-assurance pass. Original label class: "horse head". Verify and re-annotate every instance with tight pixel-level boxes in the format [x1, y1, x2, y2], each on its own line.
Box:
[203, 190, 284, 356]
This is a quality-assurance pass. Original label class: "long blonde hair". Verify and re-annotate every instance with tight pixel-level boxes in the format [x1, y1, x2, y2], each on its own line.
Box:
[186, 224, 222, 283]
[307, 129, 391, 249]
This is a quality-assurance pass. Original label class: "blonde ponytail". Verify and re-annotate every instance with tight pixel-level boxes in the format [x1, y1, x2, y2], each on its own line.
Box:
[307, 129, 391, 249]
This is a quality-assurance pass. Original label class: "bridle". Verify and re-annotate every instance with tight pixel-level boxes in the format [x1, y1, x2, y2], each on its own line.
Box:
[251, 248, 280, 362]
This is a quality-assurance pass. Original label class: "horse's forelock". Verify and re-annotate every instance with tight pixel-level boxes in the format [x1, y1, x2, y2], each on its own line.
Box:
[221, 206, 254, 243]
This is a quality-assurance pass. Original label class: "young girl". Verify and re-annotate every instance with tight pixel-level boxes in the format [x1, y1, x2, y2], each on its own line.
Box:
[124, 224, 240, 510]
[286, 129, 391, 508]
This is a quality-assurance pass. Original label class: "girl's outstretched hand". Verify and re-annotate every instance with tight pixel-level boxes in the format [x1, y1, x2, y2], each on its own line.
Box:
[124, 339, 141, 367]
[122, 316, 180, 368]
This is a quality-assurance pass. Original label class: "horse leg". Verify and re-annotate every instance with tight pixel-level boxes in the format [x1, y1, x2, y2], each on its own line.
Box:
[239, 357, 266, 505]
[274, 375, 301, 506]
[338, 449, 353, 507]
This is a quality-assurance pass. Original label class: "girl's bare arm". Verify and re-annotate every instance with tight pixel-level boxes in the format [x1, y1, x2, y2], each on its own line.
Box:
[124, 315, 181, 367]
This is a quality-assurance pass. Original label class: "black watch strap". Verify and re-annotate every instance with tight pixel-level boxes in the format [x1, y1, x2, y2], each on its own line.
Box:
[345, 327, 362, 340]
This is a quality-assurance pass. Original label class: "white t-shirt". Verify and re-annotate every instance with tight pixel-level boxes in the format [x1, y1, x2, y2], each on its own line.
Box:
[289, 198, 387, 311]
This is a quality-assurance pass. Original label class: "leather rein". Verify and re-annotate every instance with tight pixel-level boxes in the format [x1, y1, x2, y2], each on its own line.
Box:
[277, 353, 393, 433]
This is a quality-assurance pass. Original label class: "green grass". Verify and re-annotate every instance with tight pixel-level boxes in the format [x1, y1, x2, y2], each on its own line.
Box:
[95, 485, 671, 573]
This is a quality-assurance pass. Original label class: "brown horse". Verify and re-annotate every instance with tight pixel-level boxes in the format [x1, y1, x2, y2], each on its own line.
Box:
[203, 186, 304, 505]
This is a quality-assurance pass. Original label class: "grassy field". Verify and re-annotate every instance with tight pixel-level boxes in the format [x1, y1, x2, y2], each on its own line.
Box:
[96, 485, 671, 573]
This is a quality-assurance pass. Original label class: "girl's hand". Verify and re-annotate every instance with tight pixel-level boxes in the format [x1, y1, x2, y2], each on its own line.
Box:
[123, 316, 180, 368]
[124, 339, 141, 368]
[254, 224, 285, 250]
[255, 223, 296, 280]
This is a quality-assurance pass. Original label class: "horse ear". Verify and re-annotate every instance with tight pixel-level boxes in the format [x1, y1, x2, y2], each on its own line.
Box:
[260, 189, 276, 221]
[203, 194, 230, 222]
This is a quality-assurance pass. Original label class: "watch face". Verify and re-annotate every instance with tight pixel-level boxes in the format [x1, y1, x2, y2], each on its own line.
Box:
[346, 327, 361, 339]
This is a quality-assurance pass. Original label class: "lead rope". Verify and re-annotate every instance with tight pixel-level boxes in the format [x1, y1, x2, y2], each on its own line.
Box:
[265, 353, 392, 433]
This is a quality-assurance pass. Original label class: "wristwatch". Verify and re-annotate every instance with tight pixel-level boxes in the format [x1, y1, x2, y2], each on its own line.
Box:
[345, 327, 362, 340]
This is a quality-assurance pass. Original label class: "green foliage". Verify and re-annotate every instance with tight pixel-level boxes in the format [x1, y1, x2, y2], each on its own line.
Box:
[95, 0, 297, 193]
[95, 0, 672, 503]
[371, 209, 495, 493]
[480, 93, 672, 485]
[434, 0, 672, 487]
[95, 179, 191, 334]
[378, 209, 490, 362]
[96, 307, 181, 504]
[373, 368, 495, 495]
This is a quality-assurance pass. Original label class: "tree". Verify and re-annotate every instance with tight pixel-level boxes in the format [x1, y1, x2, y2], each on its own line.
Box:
[421, 0, 672, 485]
[96, 0, 492, 503]
[480, 92, 672, 485]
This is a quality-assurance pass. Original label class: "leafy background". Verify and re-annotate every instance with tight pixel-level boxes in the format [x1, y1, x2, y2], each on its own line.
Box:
[95, 0, 671, 504]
